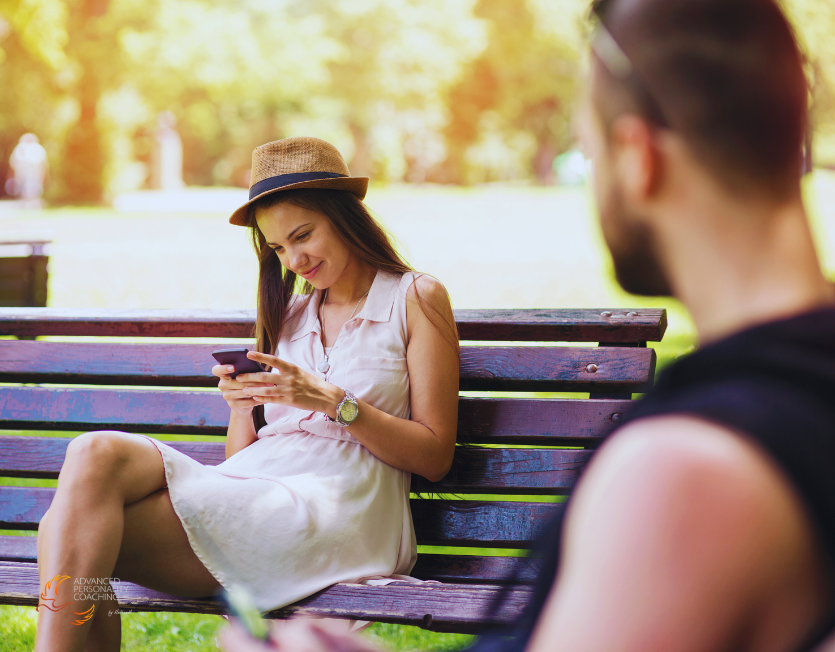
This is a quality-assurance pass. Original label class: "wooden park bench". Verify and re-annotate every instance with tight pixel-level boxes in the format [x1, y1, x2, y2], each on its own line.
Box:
[0, 306, 666, 633]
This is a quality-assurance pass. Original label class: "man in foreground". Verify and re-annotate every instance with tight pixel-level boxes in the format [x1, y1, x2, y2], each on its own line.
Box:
[220, 0, 835, 649]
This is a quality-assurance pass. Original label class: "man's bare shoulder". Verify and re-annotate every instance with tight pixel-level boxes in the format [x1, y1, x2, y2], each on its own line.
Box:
[574, 413, 813, 553]
[539, 413, 829, 652]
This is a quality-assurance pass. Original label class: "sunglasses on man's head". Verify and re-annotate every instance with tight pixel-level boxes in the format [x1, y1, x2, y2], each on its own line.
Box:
[589, 9, 671, 129]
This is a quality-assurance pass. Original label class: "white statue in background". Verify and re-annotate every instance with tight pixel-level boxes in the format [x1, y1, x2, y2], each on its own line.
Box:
[150, 110, 184, 191]
[7, 133, 49, 208]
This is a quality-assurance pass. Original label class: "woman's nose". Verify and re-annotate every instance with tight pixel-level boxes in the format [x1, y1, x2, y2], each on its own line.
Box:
[289, 249, 307, 272]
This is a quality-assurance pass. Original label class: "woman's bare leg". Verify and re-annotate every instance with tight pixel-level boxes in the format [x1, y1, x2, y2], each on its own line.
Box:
[35, 431, 222, 652]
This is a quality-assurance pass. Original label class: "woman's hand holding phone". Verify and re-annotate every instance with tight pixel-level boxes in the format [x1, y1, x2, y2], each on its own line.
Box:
[211, 348, 276, 415]
[234, 351, 344, 417]
[212, 365, 265, 414]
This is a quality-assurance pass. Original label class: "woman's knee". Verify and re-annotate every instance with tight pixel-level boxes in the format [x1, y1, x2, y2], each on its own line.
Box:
[62, 431, 131, 482]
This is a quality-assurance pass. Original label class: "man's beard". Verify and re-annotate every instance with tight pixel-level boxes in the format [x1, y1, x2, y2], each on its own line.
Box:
[601, 183, 674, 297]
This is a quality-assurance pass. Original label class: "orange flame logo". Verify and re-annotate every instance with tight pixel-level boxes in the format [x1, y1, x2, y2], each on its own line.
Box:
[71, 604, 96, 626]
[37, 575, 72, 612]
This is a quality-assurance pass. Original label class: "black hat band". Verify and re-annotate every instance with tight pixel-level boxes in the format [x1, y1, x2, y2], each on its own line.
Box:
[248, 171, 348, 200]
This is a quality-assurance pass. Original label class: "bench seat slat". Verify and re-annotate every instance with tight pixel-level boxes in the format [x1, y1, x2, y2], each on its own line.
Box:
[0, 560, 530, 633]
[0, 435, 591, 494]
[0, 342, 655, 391]
[0, 536, 539, 584]
[1, 386, 628, 444]
[0, 307, 667, 342]
[0, 486, 560, 546]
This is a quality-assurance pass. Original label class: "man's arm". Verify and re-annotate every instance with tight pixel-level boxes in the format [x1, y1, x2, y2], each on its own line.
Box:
[525, 414, 830, 652]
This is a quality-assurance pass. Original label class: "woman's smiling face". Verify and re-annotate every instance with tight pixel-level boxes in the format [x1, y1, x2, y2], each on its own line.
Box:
[255, 199, 352, 288]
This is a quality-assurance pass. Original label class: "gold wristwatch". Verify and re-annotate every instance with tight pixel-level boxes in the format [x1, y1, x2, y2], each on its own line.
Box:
[324, 389, 359, 427]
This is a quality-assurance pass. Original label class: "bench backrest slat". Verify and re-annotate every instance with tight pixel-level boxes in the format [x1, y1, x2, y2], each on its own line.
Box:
[0, 434, 591, 494]
[0, 341, 655, 392]
[0, 484, 560, 547]
[0, 307, 667, 342]
[0, 386, 629, 444]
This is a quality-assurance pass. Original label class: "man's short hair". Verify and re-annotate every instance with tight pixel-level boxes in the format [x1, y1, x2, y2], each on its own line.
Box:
[590, 0, 809, 200]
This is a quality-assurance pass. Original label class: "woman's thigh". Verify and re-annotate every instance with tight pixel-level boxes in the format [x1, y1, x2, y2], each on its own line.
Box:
[112, 486, 222, 597]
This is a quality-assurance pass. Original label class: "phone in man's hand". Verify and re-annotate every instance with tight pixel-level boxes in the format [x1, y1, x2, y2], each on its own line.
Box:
[212, 348, 264, 379]
[218, 583, 271, 642]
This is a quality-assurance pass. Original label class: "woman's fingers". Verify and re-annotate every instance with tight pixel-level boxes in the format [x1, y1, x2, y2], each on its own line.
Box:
[236, 372, 280, 385]
[241, 383, 288, 397]
[247, 350, 292, 373]
[212, 364, 236, 378]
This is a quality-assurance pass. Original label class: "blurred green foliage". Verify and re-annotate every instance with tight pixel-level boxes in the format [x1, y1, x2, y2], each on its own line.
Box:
[0, 0, 834, 203]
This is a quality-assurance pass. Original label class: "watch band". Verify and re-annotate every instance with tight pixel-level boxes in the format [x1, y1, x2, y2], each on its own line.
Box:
[324, 389, 358, 427]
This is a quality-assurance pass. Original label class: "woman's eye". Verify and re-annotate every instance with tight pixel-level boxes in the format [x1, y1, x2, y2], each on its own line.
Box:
[297, 232, 310, 242]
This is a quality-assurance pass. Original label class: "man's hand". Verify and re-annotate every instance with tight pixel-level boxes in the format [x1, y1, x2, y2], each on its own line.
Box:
[217, 618, 385, 652]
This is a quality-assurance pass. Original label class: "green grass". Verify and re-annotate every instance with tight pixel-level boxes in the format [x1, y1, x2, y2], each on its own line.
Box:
[0, 605, 474, 652]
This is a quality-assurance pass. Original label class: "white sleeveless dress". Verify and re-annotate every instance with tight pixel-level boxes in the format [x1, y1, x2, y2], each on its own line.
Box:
[135, 270, 420, 612]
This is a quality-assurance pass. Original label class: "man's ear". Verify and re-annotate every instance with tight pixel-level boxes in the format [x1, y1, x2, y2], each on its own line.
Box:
[609, 114, 661, 204]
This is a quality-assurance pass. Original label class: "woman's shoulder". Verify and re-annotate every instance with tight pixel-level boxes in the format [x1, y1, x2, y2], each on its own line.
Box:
[401, 272, 450, 304]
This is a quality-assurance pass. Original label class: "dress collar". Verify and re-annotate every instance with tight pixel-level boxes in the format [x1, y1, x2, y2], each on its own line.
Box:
[287, 269, 402, 341]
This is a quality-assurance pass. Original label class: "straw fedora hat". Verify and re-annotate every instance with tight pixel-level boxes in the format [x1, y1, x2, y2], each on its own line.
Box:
[229, 137, 369, 226]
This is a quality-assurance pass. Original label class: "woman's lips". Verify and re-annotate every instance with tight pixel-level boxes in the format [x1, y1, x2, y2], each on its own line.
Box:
[300, 262, 322, 279]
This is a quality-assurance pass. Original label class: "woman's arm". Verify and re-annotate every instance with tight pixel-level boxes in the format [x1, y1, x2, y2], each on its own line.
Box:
[328, 275, 459, 480]
[239, 275, 460, 482]
[211, 363, 261, 459]
[225, 409, 258, 459]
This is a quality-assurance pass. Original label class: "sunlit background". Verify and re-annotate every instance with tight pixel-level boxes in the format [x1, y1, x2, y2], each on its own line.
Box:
[2, 0, 835, 649]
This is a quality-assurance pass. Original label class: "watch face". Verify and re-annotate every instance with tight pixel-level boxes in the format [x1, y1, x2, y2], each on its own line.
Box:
[339, 400, 358, 423]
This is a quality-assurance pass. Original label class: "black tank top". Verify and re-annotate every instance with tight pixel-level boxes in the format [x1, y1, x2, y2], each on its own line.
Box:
[466, 305, 835, 652]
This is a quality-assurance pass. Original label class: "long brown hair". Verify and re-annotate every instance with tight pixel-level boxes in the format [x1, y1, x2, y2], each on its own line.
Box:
[246, 187, 458, 432]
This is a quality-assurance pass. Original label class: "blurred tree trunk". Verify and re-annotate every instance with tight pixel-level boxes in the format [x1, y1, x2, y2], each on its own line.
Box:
[349, 122, 372, 178]
[63, 72, 104, 203]
[61, 0, 110, 204]
[532, 140, 557, 185]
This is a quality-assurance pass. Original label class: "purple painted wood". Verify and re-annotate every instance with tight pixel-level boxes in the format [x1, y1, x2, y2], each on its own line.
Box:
[0, 307, 667, 342]
[456, 308, 666, 342]
[0, 486, 54, 529]
[0, 485, 561, 545]
[0, 435, 591, 494]
[0, 560, 531, 632]
[416, 448, 593, 494]
[410, 499, 561, 547]
[0, 535, 538, 583]
[411, 554, 540, 584]
[0, 387, 231, 435]
[0, 535, 36, 563]
[457, 396, 627, 445]
[1, 387, 629, 444]
[1, 341, 655, 391]
[0, 341, 226, 387]
[0, 436, 226, 478]
[460, 346, 654, 392]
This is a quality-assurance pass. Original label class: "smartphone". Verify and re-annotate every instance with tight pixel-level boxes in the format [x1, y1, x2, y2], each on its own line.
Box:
[218, 583, 271, 642]
[212, 348, 264, 379]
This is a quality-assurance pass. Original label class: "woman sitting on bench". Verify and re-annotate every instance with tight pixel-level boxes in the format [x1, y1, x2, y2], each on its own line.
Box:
[34, 136, 460, 652]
